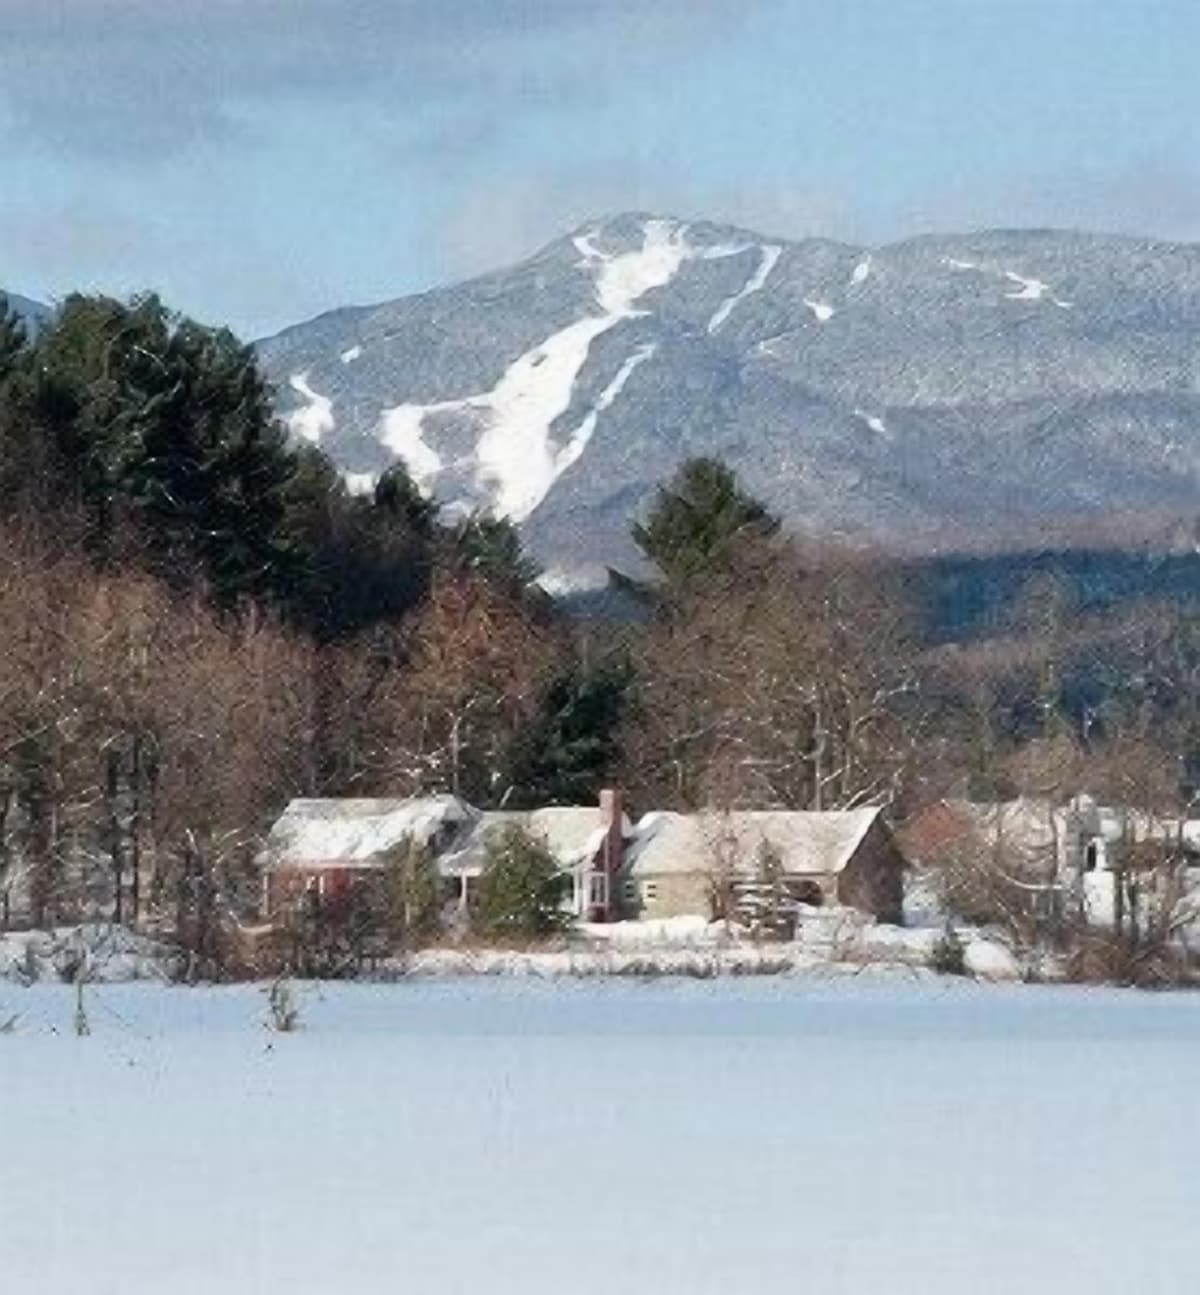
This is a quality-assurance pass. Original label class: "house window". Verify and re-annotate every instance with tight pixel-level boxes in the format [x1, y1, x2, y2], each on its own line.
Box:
[303, 875, 323, 916]
[589, 872, 609, 907]
[641, 880, 659, 902]
[622, 879, 637, 902]
[1084, 840, 1099, 873]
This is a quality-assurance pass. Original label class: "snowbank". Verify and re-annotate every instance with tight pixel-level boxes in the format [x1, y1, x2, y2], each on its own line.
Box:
[0, 925, 178, 984]
[0, 915, 1029, 985]
[578, 915, 724, 947]
[963, 936, 1022, 981]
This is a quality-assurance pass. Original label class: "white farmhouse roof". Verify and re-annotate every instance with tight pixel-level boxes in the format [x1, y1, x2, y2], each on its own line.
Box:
[625, 809, 882, 877]
[264, 796, 632, 878]
[529, 807, 632, 862]
[440, 806, 633, 878]
[263, 796, 475, 871]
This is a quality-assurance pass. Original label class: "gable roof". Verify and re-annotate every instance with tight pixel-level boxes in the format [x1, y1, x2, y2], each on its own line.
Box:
[440, 806, 633, 877]
[263, 796, 475, 871]
[263, 797, 631, 877]
[624, 809, 883, 877]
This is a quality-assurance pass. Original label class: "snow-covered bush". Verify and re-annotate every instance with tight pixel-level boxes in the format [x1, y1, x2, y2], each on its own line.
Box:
[265, 978, 301, 1032]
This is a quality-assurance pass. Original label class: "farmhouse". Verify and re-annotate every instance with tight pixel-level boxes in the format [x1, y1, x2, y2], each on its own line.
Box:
[262, 790, 632, 921]
[262, 792, 904, 927]
[620, 808, 905, 924]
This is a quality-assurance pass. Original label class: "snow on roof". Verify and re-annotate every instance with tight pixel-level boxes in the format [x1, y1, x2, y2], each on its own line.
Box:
[529, 807, 630, 861]
[439, 806, 632, 878]
[624, 809, 882, 878]
[264, 796, 476, 871]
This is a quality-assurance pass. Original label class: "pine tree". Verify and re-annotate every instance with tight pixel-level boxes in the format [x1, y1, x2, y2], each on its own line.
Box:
[0, 296, 29, 385]
[280, 450, 433, 640]
[474, 824, 570, 937]
[442, 510, 540, 599]
[631, 457, 778, 586]
[29, 294, 301, 604]
[0, 297, 35, 510]
[505, 656, 629, 806]
[374, 463, 438, 540]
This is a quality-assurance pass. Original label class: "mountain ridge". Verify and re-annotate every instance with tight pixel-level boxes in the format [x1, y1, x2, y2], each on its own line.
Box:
[1, 291, 51, 330]
[250, 214, 1200, 578]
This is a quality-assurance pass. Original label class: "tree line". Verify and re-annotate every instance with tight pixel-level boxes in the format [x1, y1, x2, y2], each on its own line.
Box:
[2, 292, 1199, 957]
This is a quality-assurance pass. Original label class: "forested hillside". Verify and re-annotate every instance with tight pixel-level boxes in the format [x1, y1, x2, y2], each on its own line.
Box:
[3, 291, 1200, 962]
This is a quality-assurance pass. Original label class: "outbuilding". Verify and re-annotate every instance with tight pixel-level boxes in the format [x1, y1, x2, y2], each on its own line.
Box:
[620, 807, 904, 924]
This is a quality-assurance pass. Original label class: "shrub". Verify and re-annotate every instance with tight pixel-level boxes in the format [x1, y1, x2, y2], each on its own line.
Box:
[474, 824, 570, 939]
[381, 838, 442, 946]
[73, 976, 91, 1037]
[931, 924, 966, 976]
[265, 977, 301, 1032]
[1064, 931, 1195, 989]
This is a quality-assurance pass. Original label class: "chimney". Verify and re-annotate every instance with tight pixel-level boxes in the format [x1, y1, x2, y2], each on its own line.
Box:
[595, 788, 625, 922]
[599, 787, 622, 831]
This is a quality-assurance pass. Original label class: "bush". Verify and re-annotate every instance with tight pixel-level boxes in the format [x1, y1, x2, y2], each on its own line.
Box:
[931, 924, 966, 976]
[1064, 931, 1195, 989]
[382, 838, 442, 946]
[474, 825, 571, 939]
[265, 978, 301, 1032]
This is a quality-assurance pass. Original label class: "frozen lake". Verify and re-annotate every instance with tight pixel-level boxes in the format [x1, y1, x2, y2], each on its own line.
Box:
[2, 977, 1198, 1294]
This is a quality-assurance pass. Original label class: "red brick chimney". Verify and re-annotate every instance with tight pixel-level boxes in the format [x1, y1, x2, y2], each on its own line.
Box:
[593, 788, 625, 921]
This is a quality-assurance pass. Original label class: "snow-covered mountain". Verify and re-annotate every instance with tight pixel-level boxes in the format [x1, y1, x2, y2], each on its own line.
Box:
[2, 291, 50, 330]
[256, 215, 1200, 578]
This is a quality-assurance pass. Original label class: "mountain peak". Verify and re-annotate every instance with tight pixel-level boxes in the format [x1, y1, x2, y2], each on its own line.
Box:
[1, 291, 52, 329]
[256, 220, 1200, 579]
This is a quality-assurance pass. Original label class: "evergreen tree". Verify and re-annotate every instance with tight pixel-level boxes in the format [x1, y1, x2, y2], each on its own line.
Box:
[29, 294, 300, 605]
[505, 656, 629, 806]
[374, 463, 438, 540]
[279, 450, 432, 640]
[441, 510, 540, 600]
[0, 296, 29, 385]
[631, 456, 778, 586]
[0, 297, 35, 510]
[474, 824, 570, 937]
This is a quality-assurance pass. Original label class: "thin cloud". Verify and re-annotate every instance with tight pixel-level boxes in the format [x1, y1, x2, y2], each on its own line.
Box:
[902, 159, 1200, 246]
[0, 0, 751, 161]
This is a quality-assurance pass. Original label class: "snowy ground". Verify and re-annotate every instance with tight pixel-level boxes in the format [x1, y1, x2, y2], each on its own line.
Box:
[2, 978, 1198, 1294]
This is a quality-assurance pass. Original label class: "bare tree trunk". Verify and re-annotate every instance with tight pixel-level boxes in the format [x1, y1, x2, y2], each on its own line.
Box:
[450, 714, 462, 798]
[130, 735, 142, 930]
[27, 785, 56, 929]
[0, 786, 11, 931]
[106, 744, 123, 925]
[811, 698, 824, 812]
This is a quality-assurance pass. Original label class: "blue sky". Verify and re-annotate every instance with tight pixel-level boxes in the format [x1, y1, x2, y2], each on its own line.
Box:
[3, 0, 1198, 338]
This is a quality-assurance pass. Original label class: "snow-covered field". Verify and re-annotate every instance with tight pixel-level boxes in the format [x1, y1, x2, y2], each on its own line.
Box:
[2, 979, 1197, 1294]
